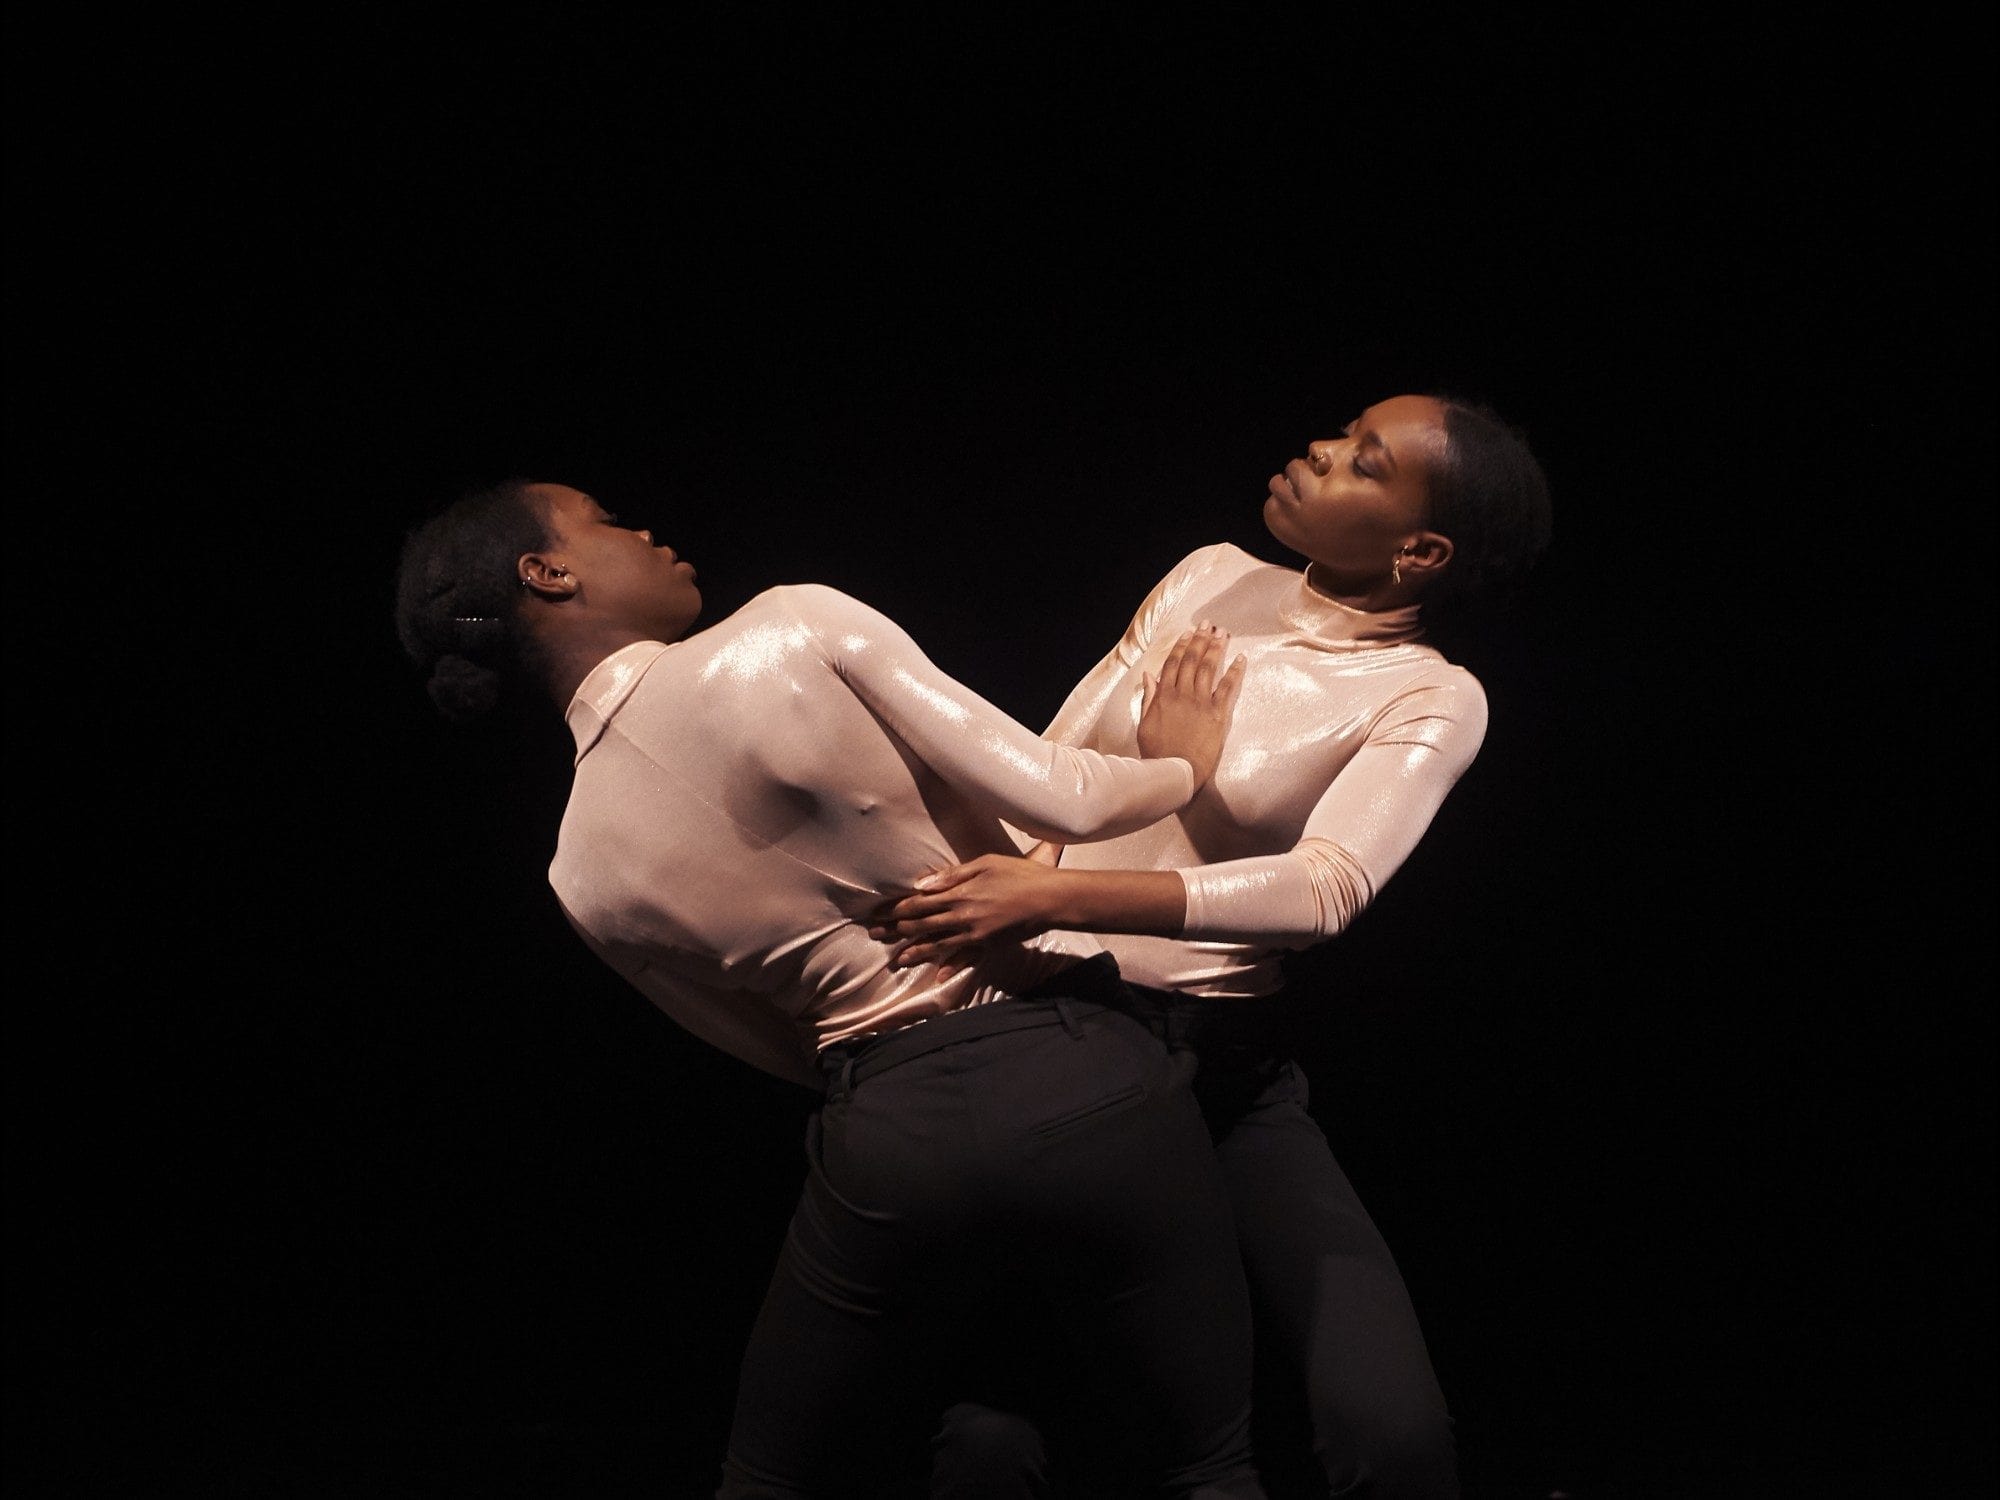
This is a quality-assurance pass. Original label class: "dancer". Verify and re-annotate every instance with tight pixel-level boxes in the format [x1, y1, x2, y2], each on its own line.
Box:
[392, 479, 1264, 1499]
[873, 393, 1553, 1499]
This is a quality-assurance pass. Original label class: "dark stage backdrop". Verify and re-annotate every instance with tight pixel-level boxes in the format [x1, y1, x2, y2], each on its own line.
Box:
[7, 12, 1993, 1499]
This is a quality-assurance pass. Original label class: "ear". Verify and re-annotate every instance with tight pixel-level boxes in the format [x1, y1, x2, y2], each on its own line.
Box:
[1403, 530, 1453, 580]
[517, 552, 575, 599]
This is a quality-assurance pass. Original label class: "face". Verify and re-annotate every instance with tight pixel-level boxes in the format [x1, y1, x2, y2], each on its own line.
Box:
[525, 483, 703, 641]
[1262, 394, 1446, 588]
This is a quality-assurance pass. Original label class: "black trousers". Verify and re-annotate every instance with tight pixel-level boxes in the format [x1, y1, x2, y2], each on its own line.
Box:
[930, 988, 1458, 1500]
[715, 961, 1267, 1500]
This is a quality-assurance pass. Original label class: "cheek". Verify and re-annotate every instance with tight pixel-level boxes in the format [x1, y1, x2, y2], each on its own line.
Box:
[1296, 506, 1355, 555]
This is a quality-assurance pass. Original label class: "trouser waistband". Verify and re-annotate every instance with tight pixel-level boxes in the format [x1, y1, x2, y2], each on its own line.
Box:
[818, 953, 1131, 1101]
[1117, 982, 1304, 1061]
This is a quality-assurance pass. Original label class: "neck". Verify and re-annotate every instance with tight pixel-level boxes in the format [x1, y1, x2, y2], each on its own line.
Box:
[536, 624, 655, 713]
[1304, 561, 1418, 614]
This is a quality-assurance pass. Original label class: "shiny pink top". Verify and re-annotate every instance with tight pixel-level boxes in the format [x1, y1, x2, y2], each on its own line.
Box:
[549, 584, 1196, 1086]
[1038, 544, 1487, 999]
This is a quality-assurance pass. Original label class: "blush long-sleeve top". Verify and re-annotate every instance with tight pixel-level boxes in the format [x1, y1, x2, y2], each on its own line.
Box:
[549, 583, 1197, 1087]
[1035, 544, 1488, 1000]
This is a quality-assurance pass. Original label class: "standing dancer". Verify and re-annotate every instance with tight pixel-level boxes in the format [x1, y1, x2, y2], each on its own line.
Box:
[876, 393, 1553, 1499]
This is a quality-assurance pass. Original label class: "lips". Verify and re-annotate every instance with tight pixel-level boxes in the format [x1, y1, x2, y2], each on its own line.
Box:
[1268, 464, 1299, 503]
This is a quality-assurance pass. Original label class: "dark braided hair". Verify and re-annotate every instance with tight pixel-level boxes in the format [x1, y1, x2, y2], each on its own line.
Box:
[1423, 395, 1553, 609]
[393, 478, 553, 722]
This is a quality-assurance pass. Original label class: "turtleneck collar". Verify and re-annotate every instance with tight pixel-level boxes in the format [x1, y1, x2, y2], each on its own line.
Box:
[1278, 563, 1426, 649]
[565, 640, 672, 763]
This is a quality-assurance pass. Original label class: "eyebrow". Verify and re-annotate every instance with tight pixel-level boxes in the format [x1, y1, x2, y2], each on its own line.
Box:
[1357, 430, 1397, 476]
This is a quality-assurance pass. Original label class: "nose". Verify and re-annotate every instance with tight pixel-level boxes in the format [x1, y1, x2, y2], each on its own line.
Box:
[1306, 440, 1337, 476]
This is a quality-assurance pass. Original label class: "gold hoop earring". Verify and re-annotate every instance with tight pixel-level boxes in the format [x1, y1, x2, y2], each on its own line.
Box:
[1391, 555, 1403, 586]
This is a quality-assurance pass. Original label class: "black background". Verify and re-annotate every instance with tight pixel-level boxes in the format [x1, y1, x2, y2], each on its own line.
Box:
[7, 10, 1993, 1499]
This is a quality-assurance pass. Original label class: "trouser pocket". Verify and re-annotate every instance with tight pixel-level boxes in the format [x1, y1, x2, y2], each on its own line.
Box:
[1028, 1081, 1147, 1141]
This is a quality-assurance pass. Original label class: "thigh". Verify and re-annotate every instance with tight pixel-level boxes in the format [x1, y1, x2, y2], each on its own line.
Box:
[1212, 1061, 1455, 1495]
[982, 1016, 1260, 1492]
[718, 1111, 942, 1499]
[730, 1012, 1264, 1497]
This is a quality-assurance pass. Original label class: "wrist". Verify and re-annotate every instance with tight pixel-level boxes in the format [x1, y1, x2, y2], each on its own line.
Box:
[1047, 868, 1090, 931]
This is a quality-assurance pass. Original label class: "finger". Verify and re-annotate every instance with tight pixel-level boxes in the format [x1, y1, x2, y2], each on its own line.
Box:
[1140, 670, 1158, 716]
[1217, 652, 1248, 711]
[1163, 628, 1198, 692]
[871, 903, 949, 938]
[868, 894, 936, 927]
[1196, 624, 1228, 681]
[1190, 627, 1223, 696]
[891, 936, 968, 970]
[890, 944, 951, 971]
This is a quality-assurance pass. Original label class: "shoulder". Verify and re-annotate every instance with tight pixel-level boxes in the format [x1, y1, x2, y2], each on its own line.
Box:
[759, 583, 915, 650]
[758, 582, 877, 623]
[1170, 541, 1268, 584]
[1430, 658, 1486, 701]
[1146, 542, 1276, 609]
[1408, 658, 1489, 730]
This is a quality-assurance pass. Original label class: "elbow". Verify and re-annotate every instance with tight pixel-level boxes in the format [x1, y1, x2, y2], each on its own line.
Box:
[1297, 838, 1374, 940]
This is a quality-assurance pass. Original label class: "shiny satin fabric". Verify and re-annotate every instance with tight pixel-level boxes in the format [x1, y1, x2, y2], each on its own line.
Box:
[549, 583, 1198, 1085]
[1037, 544, 1488, 999]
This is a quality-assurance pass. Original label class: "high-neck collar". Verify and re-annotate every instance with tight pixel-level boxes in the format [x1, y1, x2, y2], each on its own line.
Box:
[565, 639, 671, 762]
[1278, 564, 1426, 649]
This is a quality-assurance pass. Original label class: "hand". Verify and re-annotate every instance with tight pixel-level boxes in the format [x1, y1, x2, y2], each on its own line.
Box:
[867, 854, 1063, 969]
[1136, 623, 1246, 789]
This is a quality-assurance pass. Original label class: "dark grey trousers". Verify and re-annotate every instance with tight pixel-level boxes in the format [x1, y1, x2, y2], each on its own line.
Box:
[717, 963, 1267, 1500]
[929, 988, 1458, 1500]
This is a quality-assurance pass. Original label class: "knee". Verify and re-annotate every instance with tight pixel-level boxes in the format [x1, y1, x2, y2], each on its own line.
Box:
[930, 1402, 1051, 1499]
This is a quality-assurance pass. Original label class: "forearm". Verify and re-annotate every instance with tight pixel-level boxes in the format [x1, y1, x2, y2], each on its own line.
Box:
[1040, 867, 1189, 937]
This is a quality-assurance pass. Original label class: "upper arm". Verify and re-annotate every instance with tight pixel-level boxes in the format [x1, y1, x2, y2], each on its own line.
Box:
[1177, 678, 1489, 945]
[1297, 675, 1488, 880]
[799, 586, 1195, 842]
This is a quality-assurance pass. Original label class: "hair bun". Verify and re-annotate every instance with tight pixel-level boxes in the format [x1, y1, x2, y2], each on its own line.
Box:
[426, 653, 503, 722]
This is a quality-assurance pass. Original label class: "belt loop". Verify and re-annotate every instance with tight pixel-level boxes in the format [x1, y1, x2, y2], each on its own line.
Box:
[825, 1052, 857, 1103]
[1056, 997, 1084, 1039]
